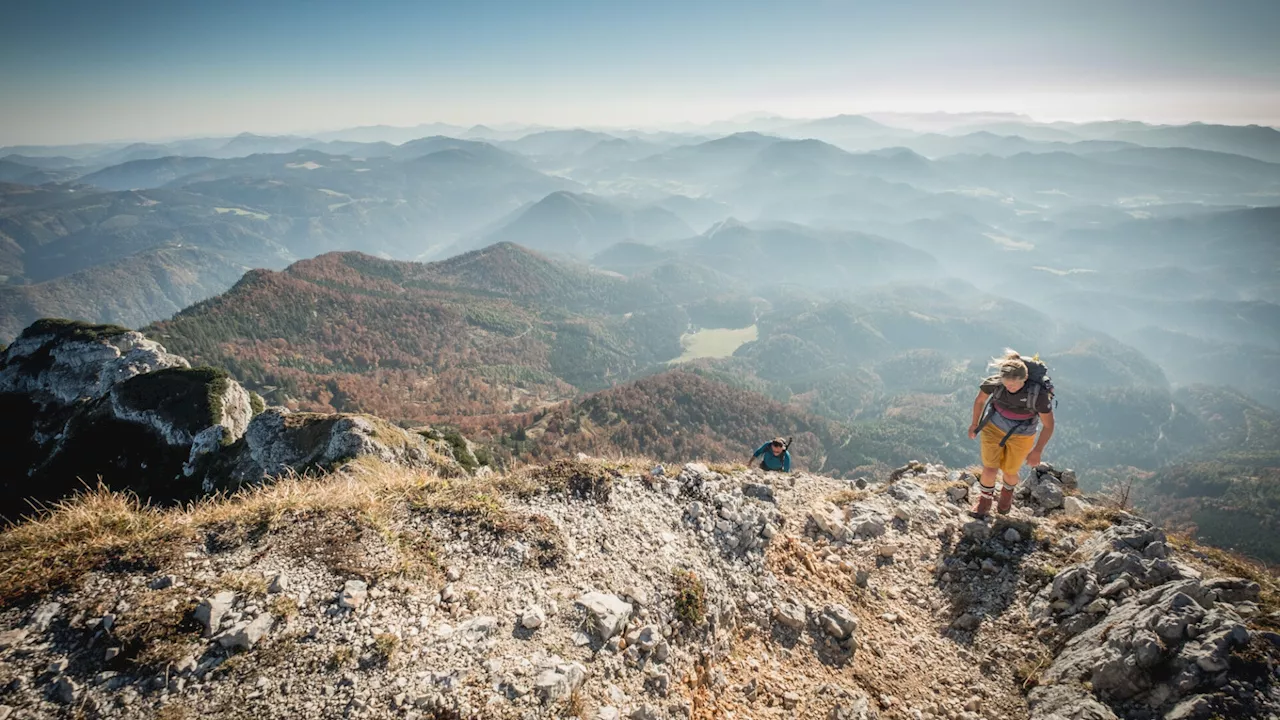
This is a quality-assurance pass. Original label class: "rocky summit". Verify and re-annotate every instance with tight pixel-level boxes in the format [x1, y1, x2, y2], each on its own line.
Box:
[0, 449, 1276, 720]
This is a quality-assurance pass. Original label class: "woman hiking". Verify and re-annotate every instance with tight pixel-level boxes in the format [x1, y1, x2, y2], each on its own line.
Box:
[967, 349, 1055, 516]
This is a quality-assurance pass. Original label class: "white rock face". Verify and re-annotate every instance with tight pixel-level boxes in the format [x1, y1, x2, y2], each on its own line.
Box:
[109, 376, 253, 449]
[0, 326, 188, 405]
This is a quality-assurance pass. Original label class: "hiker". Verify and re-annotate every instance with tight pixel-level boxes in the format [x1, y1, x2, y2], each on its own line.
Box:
[967, 349, 1055, 516]
[751, 437, 791, 473]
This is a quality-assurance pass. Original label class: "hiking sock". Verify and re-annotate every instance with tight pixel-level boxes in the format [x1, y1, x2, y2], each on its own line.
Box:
[997, 485, 1015, 514]
[972, 485, 995, 516]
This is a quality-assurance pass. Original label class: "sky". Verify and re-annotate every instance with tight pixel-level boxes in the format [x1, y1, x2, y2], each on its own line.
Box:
[2, 0, 1278, 145]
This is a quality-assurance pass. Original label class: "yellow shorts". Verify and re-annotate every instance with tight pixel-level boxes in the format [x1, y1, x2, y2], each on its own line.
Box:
[980, 423, 1036, 481]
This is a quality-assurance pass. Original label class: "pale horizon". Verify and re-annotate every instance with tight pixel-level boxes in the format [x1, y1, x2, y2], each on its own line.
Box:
[3, 0, 1279, 147]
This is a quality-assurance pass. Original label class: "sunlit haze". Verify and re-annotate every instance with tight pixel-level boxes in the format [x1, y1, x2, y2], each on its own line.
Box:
[2, 0, 1278, 144]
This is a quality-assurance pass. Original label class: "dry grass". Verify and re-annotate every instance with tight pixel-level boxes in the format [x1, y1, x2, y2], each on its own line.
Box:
[110, 587, 203, 671]
[0, 486, 193, 606]
[706, 462, 745, 475]
[328, 645, 355, 670]
[824, 489, 867, 506]
[1013, 650, 1053, 691]
[562, 689, 587, 718]
[155, 705, 195, 720]
[1052, 506, 1124, 533]
[504, 458, 614, 503]
[218, 571, 268, 597]
[371, 633, 399, 666]
[926, 479, 970, 495]
[268, 594, 299, 620]
[0, 458, 544, 607]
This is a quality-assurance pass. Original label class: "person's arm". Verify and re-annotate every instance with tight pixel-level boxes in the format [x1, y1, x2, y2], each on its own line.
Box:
[1026, 411, 1054, 467]
[750, 443, 765, 464]
[783, 451, 791, 473]
[969, 390, 990, 439]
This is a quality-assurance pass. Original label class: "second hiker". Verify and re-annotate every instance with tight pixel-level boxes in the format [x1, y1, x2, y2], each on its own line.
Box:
[967, 349, 1055, 516]
[751, 437, 791, 473]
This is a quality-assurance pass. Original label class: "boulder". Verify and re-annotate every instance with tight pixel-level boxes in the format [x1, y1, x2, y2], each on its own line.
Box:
[1063, 496, 1087, 518]
[848, 512, 887, 538]
[577, 592, 632, 641]
[520, 605, 546, 630]
[534, 661, 586, 703]
[339, 580, 368, 609]
[811, 503, 847, 539]
[195, 592, 236, 636]
[217, 409, 457, 489]
[1203, 577, 1261, 604]
[775, 602, 807, 630]
[217, 613, 274, 651]
[819, 605, 858, 640]
[1030, 478, 1065, 510]
[0, 320, 187, 406]
[1031, 516, 1257, 718]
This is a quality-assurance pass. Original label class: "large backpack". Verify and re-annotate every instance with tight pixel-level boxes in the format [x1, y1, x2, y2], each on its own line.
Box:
[1023, 356, 1056, 413]
[977, 355, 1057, 447]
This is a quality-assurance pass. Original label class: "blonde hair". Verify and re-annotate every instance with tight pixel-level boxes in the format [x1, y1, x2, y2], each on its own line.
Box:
[988, 348, 1028, 381]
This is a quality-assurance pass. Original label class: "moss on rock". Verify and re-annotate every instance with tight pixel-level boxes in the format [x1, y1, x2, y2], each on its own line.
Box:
[113, 367, 231, 438]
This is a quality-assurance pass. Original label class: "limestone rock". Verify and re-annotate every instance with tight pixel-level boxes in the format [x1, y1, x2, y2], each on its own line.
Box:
[0, 320, 187, 406]
[819, 605, 858, 640]
[218, 613, 274, 651]
[195, 592, 236, 636]
[221, 409, 459, 488]
[1063, 496, 1087, 518]
[577, 592, 632, 641]
[775, 602, 807, 630]
[534, 661, 586, 703]
[520, 605, 546, 630]
[339, 580, 367, 609]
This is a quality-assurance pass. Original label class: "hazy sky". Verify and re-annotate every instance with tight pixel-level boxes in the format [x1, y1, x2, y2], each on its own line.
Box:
[2, 0, 1278, 145]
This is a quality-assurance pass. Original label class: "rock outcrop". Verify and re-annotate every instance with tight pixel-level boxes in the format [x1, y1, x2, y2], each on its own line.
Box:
[1028, 515, 1264, 719]
[0, 319, 477, 518]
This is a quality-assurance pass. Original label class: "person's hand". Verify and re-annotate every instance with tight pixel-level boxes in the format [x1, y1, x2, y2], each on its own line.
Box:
[968, 424, 978, 440]
[1025, 450, 1042, 467]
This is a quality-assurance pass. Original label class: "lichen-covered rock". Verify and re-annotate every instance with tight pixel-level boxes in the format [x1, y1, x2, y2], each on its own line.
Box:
[211, 408, 460, 490]
[0, 319, 188, 406]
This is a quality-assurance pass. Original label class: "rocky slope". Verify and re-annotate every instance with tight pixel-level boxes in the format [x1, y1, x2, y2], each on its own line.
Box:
[0, 452, 1275, 720]
[0, 319, 1277, 720]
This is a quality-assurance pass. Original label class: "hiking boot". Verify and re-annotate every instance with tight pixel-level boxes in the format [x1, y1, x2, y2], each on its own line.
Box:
[970, 491, 994, 518]
[997, 485, 1015, 515]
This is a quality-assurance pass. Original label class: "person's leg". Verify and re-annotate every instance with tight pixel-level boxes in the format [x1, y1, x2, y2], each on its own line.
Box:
[997, 433, 1036, 514]
[974, 425, 1004, 515]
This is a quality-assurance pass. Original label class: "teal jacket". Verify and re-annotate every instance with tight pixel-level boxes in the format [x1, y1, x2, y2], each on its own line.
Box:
[753, 443, 791, 472]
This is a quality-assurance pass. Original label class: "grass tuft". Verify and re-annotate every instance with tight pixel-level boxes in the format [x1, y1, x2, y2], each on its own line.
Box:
[673, 568, 707, 628]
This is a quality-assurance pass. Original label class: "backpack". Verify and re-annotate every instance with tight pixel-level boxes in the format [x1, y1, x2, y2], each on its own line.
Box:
[1022, 355, 1056, 414]
[977, 355, 1057, 447]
